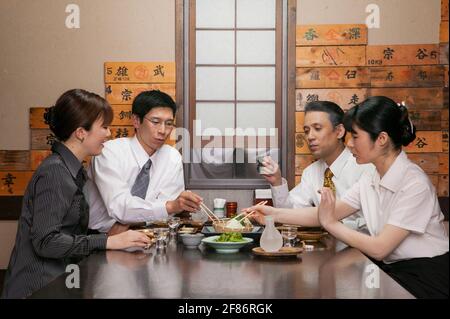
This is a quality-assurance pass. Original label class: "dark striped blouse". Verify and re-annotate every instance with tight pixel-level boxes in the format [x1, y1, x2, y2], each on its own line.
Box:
[1, 142, 107, 299]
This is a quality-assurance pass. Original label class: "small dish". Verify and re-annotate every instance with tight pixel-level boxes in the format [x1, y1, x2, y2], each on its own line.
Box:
[252, 246, 303, 258]
[180, 233, 204, 249]
[201, 235, 253, 254]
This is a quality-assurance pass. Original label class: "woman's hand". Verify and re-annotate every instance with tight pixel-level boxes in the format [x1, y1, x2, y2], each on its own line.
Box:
[318, 187, 338, 228]
[242, 205, 277, 225]
[106, 230, 151, 250]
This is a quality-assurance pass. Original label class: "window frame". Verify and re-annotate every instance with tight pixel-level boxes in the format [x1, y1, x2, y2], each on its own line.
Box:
[175, 0, 297, 189]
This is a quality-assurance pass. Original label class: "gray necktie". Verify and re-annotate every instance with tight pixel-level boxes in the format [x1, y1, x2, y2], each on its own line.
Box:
[131, 159, 152, 199]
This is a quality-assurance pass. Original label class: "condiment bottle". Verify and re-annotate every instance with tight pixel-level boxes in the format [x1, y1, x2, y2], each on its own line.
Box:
[226, 202, 238, 218]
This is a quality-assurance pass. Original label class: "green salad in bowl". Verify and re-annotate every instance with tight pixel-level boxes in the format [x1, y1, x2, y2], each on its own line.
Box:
[202, 232, 253, 254]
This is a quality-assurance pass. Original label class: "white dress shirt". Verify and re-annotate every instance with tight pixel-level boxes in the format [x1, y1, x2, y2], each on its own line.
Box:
[342, 151, 449, 263]
[87, 136, 185, 232]
[271, 147, 374, 230]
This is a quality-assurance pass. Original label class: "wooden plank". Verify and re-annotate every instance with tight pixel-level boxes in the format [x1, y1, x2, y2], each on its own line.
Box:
[429, 175, 439, 190]
[438, 175, 449, 197]
[111, 105, 133, 126]
[29, 107, 51, 129]
[409, 110, 442, 131]
[368, 88, 444, 110]
[440, 21, 449, 43]
[445, 66, 449, 88]
[0, 196, 23, 220]
[296, 24, 367, 46]
[104, 62, 176, 83]
[295, 155, 315, 175]
[443, 130, 449, 153]
[296, 67, 370, 88]
[369, 66, 444, 88]
[30, 128, 176, 151]
[30, 129, 57, 150]
[110, 126, 136, 139]
[295, 133, 311, 154]
[295, 88, 368, 111]
[366, 45, 440, 66]
[443, 0, 449, 21]
[404, 131, 443, 153]
[295, 112, 305, 132]
[296, 46, 366, 67]
[442, 109, 449, 130]
[30, 150, 51, 171]
[408, 154, 440, 174]
[105, 83, 176, 105]
[0, 151, 30, 171]
[439, 153, 449, 175]
[0, 171, 33, 196]
[440, 43, 449, 65]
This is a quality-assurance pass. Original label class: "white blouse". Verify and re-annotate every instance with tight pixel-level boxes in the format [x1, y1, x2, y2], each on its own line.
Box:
[342, 151, 449, 263]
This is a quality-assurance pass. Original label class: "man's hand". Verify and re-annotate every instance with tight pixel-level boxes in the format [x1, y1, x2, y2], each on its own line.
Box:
[259, 156, 283, 186]
[166, 190, 203, 214]
[108, 222, 130, 236]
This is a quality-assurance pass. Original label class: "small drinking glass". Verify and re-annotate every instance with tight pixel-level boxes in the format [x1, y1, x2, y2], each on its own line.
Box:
[168, 217, 181, 234]
[281, 226, 298, 247]
[153, 228, 170, 250]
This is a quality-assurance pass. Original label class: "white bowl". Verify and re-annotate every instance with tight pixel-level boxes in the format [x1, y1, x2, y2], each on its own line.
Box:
[201, 235, 253, 254]
[180, 233, 204, 249]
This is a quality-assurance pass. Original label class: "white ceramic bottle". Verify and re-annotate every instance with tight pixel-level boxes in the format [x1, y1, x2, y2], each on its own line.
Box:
[260, 215, 283, 252]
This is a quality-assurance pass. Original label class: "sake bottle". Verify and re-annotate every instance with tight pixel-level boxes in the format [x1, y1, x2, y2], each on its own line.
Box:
[260, 215, 283, 252]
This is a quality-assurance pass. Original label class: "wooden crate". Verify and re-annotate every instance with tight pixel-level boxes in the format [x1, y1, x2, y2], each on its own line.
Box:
[366, 45, 440, 66]
[296, 67, 370, 88]
[105, 83, 176, 105]
[368, 88, 444, 110]
[295, 133, 311, 154]
[408, 154, 440, 174]
[104, 62, 175, 83]
[0, 151, 30, 171]
[296, 88, 368, 111]
[0, 171, 34, 196]
[295, 155, 315, 175]
[296, 46, 366, 67]
[369, 66, 444, 88]
[404, 131, 443, 153]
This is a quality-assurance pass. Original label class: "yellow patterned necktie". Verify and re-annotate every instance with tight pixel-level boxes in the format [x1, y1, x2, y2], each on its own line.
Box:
[323, 168, 336, 193]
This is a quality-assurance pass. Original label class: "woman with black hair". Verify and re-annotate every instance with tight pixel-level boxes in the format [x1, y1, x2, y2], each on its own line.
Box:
[2, 89, 151, 299]
[247, 96, 449, 298]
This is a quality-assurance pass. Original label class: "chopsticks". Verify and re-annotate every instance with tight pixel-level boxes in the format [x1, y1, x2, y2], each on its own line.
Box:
[232, 200, 268, 223]
[199, 202, 220, 222]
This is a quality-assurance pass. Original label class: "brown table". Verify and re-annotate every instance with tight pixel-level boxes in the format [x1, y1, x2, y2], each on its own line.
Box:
[30, 236, 414, 299]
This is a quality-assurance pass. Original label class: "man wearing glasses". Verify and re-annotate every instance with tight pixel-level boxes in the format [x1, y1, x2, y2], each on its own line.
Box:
[86, 90, 203, 235]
